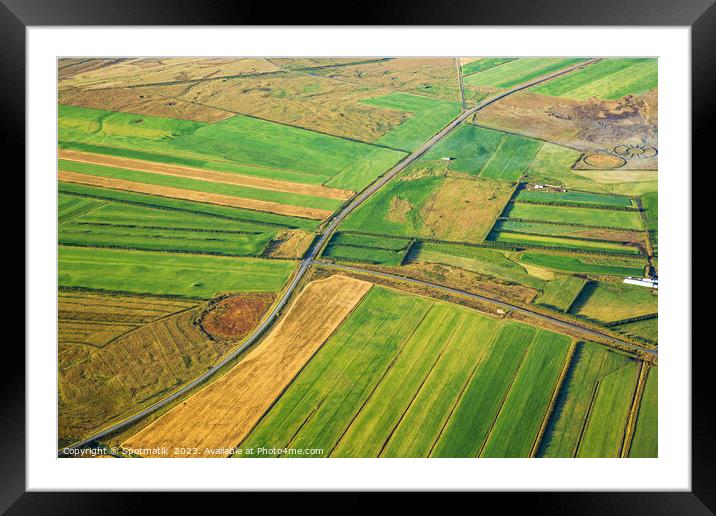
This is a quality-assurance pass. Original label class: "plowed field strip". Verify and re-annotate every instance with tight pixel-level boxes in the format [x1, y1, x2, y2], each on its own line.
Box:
[58, 149, 354, 201]
[121, 275, 372, 457]
[58, 170, 332, 220]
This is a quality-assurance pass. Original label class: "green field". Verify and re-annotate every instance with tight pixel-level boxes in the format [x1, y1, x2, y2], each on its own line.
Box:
[58, 246, 295, 298]
[533, 275, 587, 312]
[518, 251, 646, 277]
[237, 286, 572, 458]
[479, 331, 572, 457]
[629, 367, 658, 457]
[59, 141, 333, 186]
[362, 93, 461, 152]
[462, 58, 517, 76]
[323, 241, 407, 266]
[59, 159, 342, 212]
[531, 58, 657, 100]
[614, 317, 658, 344]
[59, 105, 406, 191]
[492, 219, 644, 248]
[538, 342, 640, 457]
[422, 124, 542, 179]
[58, 193, 106, 224]
[73, 202, 282, 233]
[504, 203, 644, 229]
[59, 182, 320, 231]
[464, 58, 587, 89]
[59, 222, 273, 257]
[569, 281, 657, 323]
[414, 242, 546, 290]
[516, 189, 634, 208]
[490, 231, 641, 255]
[640, 192, 658, 256]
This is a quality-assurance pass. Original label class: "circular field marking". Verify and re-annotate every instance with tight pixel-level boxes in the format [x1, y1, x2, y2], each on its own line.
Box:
[582, 154, 627, 169]
[613, 144, 658, 159]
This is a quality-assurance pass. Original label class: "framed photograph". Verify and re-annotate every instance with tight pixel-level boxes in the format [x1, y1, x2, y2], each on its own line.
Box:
[11, 0, 708, 510]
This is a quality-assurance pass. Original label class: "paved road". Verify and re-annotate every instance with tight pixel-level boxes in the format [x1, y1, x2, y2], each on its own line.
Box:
[61, 58, 603, 453]
[311, 260, 657, 357]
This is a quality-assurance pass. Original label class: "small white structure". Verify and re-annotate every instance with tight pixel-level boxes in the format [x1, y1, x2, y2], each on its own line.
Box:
[624, 277, 658, 289]
[533, 184, 545, 189]
[441, 156, 454, 161]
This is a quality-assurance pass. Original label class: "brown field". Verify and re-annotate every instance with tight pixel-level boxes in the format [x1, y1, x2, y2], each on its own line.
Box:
[581, 154, 627, 169]
[270, 57, 389, 71]
[58, 291, 197, 347]
[310, 57, 460, 101]
[58, 58, 125, 80]
[121, 275, 373, 457]
[59, 305, 244, 445]
[58, 170, 333, 220]
[59, 149, 354, 200]
[473, 90, 658, 162]
[58, 87, 234, 123]
[58, 57, 282, 91]
[420, 176, 515, 242]
[200, 293, 275, 341]
[140, 71, 409, 142]
[264, 230, 315, 259]
[307, 58, 461, 102]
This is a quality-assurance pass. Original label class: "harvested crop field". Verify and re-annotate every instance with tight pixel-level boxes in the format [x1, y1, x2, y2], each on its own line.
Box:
[58, 149, 355, 200]
[60, 305, 234, 444]
[58, 170, 333, 220]
[264, 230, 315, 259]
[58, 290, 197, 347]
[121, 275, 372, 457]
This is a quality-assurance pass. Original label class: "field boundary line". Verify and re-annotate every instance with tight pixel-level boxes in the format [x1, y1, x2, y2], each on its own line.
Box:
[529, 339, 578, 457]
[427, 324, 498, 457]
[328, 306, 440, 457]
[477, 337, 533, 457]
[240, 286, 389, 454]
[573, 378, 602, 457]
[59, 170, 332, 220]
[376, 315, 466, 458]
[620, 361, 650, 458]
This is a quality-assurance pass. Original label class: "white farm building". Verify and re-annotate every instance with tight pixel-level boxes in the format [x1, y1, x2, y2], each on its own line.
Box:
[623, 277, 658, 289]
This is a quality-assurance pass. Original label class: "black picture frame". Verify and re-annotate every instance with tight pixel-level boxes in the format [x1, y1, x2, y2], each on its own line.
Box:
[8, 0, 708, 511]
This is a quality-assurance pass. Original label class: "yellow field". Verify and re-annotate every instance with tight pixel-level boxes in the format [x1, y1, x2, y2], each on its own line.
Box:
[59, 149, 354, 200]
[121, 275, 373, 457]
[58, 170, 333, 220]
[264, 230, 316, 259]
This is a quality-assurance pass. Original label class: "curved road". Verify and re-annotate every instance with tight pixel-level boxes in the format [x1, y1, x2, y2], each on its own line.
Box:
[61, 58, 604, 453]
